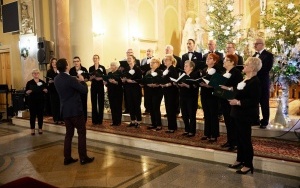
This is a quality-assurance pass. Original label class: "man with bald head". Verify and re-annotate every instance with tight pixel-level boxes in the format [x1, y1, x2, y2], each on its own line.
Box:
[160, 45, 182, 70]
[253, 38, 274, 129]
[202, 39, 224, 72]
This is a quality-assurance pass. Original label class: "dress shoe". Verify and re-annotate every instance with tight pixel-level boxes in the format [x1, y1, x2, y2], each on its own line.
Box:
[259, 125, 267, 129]
[80, 157, 94, 165]
[221, 142, 230, 148]
[111, 123, 120, 126]
[227, 146, 237, 151]
[155, 126, 162, 131]
[127, 122, 136, 127]
[236, 167, 254, 174]
[122, 110, 129, 114]
[142, 112, 150, 115]
[64, 158, 78, 165]
[201, 136, 208, 140]
[228, 162, 243, 169]
[147, 126, 156, 130]
[208, 138, 217, 142]
[165, 130, 175, 133]
[135, 123, 140, 128]
[182, 132, 189, 136]
[186, 133, 195, 137]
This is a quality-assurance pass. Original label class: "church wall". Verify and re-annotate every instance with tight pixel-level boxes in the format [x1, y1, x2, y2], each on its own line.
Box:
[164, 7, 180, 55]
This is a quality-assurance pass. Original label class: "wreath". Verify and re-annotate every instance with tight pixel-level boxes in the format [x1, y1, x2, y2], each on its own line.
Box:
[20, 47, 29, 59]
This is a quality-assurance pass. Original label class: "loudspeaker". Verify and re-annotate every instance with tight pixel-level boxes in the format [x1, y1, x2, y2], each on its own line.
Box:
[37, 40, 55, 64]
[12, 92, 26, 115]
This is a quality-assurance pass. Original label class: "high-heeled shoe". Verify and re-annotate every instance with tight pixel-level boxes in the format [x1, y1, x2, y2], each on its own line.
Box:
[31, 129, 35, 136]
[236, 167, 254, 174]
[228, 162, 243, 169]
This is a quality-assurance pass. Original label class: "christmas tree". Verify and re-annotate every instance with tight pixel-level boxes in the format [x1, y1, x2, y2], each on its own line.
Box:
[204, 0, 244, 52]
[262, 0, 300, 54]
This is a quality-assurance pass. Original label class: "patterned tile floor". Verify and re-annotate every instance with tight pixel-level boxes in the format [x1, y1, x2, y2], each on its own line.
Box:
[0, 123, 299, 188]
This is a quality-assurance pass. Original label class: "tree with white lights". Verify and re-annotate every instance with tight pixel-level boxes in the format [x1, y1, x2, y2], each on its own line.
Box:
[204, 0, 244, 52]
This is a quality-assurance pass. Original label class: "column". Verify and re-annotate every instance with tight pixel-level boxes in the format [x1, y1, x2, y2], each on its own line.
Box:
[69, 0, 94, 68]
[55, 0, 71, 60]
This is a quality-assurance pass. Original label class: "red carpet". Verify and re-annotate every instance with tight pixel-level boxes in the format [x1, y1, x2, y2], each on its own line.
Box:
[38, 117, 300, 163]
[0, 177, 57, 188]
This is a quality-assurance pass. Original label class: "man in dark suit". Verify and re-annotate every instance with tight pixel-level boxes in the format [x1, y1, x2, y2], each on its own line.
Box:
[226, 42, 243, 65]
[126, 48, 140, 66]
[160, 45, 182, 71]
[181, 39, 204, 71]
[202, 39, 224, 72]
[54, 58, 94, 165]
[253, 38, 274, 129]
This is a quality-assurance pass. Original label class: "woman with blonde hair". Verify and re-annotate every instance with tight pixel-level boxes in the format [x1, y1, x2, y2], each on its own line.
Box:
[145, 58, 163, 131]
[161, 55, 179, 133]
[228, 57, 262, 174]
[25, 69, 48, 135]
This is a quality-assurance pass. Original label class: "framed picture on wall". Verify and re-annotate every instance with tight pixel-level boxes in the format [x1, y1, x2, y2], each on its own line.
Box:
[19, 0, 35, 35]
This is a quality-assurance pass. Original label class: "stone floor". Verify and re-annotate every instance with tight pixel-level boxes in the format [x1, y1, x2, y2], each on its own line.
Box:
[0, 123, 299, 188]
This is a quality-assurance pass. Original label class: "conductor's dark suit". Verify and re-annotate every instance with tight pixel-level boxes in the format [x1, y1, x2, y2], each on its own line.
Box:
[181, 51, 204, 71]
[54, 72, 89, 161]
[253, 49, 274, 126]
[69, 66, 89, 122]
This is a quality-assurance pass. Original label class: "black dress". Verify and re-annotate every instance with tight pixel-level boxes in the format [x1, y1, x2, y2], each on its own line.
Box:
[69, 66, 89, 122]
[106, 70, 123, 125]
[25, 79, 47, 129]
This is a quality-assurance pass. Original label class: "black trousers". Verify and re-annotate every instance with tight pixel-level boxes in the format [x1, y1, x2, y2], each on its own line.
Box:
[180, 94, 198, 134]
[29, 102, 44, 129]
[143, 86, 151, 112]
[163, 86, 178, 130]
[260, 80, 270, 126]
[148, 87, 163, 127]
[50, 91, 63, 122]
[201, 95, 219, 138]
[64, 115, 87, 160]
[221, 99, 237, 146]
[90, 86, 104, 124]
[81, 93, 88, 122]
[108, 88, 123, 125]
[234, 116, 253, 168]
[125, 84, 142, 121]
[123, 88, 129, 112]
